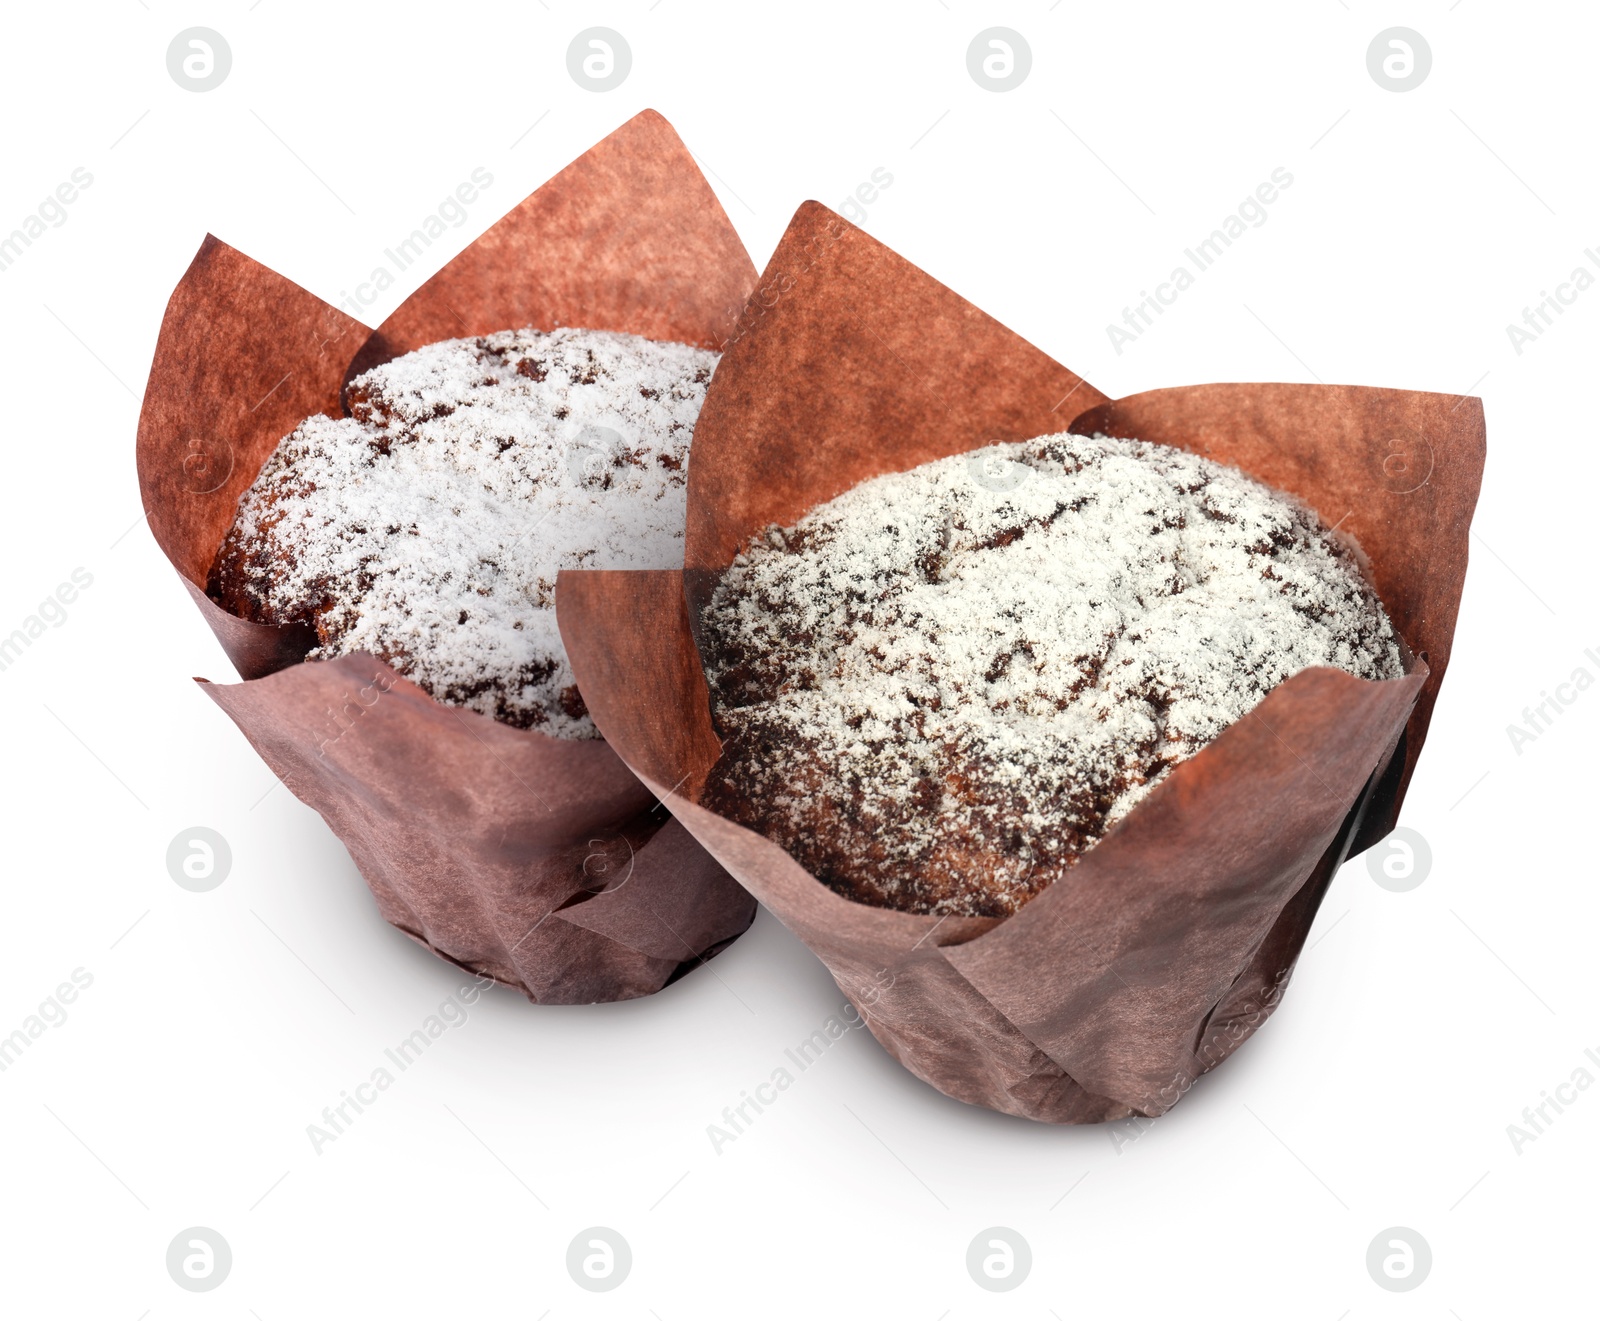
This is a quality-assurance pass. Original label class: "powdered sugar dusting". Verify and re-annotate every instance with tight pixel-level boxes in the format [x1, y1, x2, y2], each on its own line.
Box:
[701, 433, 1404, 917]
[211, 327, 719, 736]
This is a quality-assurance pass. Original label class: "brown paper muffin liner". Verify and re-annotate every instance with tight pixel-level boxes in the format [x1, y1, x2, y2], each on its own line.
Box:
[136, 111, 760, 1003]
[556, 201, 1485, 1116]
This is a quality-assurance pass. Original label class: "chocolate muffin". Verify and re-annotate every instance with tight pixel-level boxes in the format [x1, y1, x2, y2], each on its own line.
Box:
[699, 432, 1404, 918]
[211, 326, 718, 735]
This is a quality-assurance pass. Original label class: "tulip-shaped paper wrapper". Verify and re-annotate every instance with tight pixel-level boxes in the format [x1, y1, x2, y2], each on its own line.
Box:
[557, 201, 1484, 1118]
[137, 112, 760, 1004]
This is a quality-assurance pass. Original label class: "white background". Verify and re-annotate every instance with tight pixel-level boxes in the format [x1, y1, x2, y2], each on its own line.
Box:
[1, 2, 1592, 1315]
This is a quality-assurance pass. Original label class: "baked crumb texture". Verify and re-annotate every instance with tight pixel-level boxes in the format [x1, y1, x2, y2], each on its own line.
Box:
[210, 327, 719, 736]
[700, 433, 1404, 918]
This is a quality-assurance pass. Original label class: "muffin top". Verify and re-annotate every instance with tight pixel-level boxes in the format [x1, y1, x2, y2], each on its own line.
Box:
[210, 326, 718, 735]
[700, 432, 1404, 917]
